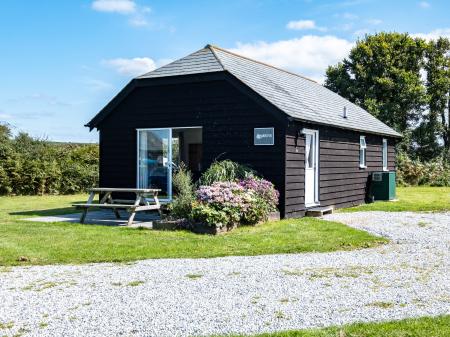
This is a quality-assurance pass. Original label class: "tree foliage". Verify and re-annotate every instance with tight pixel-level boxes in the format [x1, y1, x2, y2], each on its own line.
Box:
[0, 123, 98, 195]
[325, 32, 450, 160]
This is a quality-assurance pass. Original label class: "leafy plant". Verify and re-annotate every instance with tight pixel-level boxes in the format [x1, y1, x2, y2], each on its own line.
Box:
[170, 163, 195, 219]
[397, 151, 450, 186]
[199, 160, 255, 185]
[193, 176, 280, 227]
[239, 177, 279, 211]
[0, 124, 99, 195]
[190, 202, 228, 227]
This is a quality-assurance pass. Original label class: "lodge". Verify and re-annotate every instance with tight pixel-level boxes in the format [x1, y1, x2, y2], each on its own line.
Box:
[86, 45, 401, 218]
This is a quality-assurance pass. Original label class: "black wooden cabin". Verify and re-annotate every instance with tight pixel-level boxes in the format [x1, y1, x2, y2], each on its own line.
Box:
[86, 45, 401, 218]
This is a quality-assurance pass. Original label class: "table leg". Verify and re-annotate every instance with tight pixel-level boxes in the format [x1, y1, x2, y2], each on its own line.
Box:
[154, 192, 162, 216]
[80, 209, 88, 223]
[79, 191, 95, 223]
[126, 193, 142, 226]
[127, 211, 137, 226]
[99, 192, 111, 204]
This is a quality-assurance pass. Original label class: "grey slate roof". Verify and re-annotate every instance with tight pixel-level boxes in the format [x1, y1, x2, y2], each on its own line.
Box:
[138, 45, 401, 137]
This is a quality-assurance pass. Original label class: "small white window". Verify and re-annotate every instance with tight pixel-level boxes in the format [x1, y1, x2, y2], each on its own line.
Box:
[382, 138, 388, 171]
[359, 136, 367, 168]
[305, 134, 314, 168]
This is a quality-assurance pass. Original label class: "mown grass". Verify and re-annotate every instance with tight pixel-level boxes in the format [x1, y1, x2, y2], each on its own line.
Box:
[342, 186, 450, 212]
[0, 194, 386, 266]
[216, 315, 450, 337]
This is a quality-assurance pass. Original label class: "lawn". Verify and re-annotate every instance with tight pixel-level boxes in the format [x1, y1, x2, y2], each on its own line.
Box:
[0, 194, 386, 266]
[342, 186, 450, 212]
[218, 315, 450, 337]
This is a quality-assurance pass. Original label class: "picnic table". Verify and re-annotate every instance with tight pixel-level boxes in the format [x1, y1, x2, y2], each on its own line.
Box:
[73, 187, 161, 226]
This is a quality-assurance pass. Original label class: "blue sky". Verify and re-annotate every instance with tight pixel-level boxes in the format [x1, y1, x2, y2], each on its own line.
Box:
[1, 0, 448, 143]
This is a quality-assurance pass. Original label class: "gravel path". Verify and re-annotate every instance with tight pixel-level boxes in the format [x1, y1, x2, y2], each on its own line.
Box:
[1, 211, 449, 337]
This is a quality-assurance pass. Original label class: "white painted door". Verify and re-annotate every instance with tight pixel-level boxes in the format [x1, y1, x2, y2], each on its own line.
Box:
[304, 129, 319, 207]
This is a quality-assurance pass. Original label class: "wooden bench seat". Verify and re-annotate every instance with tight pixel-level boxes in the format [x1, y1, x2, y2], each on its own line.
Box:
[73, 203, 138, 209]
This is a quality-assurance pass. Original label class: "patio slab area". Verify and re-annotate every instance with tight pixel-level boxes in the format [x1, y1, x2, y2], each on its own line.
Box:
[22, 210, 160, 228]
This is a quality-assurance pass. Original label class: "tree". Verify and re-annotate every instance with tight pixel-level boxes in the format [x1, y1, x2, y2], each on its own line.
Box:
[423, 37, 450, 158]
[325, 32, 427, 136]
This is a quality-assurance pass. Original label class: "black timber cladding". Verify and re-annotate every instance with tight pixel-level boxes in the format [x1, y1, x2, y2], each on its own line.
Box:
[98, 76, 288, 216]
[284, 121, 396, 218]
[89, 45, 402, 218]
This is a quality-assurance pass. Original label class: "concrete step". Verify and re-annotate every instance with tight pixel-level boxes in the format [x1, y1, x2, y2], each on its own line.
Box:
[306, 206, 334, 217]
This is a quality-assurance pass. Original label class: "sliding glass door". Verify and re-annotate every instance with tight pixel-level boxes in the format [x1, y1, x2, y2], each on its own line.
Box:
[137, 129, 172, 200]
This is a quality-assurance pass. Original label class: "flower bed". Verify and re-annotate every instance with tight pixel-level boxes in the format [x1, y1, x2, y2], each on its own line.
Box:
[190, 177, 279, 233]
[166, 161, 280, 234]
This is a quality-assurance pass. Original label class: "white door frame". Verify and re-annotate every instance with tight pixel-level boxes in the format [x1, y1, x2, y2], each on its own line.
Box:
[136, 126, 203, 202]
[303, 128, 320, 207]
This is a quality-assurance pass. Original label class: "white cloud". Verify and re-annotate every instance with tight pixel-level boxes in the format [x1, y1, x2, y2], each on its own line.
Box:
[92, 0, 153, 28]
[230, 36, 354, 82]
[367, 18, 382, 25]
[412, 28, 450, 40]
[102, 57, 157, 76]
[286, 20, 327, 32]
[419, 1, 430, 8]
[91, 0, 136, 14]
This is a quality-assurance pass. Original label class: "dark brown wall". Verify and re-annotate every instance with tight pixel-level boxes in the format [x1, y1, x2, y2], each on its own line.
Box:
[285, 121, 396, 218]
[98, 78, 287, 215]
[96, 75, 398, 219]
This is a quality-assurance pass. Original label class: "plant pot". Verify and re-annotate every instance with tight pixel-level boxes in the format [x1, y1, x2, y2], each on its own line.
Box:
[190, 222, 236, 235]
[153, 219, 186, 231]
[267, 211, 280, 222]
[255, 211, 281, 226]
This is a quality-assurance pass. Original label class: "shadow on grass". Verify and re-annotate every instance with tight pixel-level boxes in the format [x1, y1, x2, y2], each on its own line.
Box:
[9, 203, 85, 217]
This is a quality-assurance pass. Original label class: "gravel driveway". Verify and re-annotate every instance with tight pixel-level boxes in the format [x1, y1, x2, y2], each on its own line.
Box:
[1, 211, 449, 337]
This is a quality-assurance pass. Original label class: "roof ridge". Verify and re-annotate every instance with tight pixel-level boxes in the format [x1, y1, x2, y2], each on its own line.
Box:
[137, 46, 223, 78]
[206, 44, 317, 84]
[206, 44, 226, 71]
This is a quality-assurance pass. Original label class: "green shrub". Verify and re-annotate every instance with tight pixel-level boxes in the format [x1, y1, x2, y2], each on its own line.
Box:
[0, 124, 99, 195]
[193, 171, 280, 228]
[200, 160, 255, 185]
[397, 151, 450, 187]
[170, 163, 195, 219]
[190, 202, 228, 227]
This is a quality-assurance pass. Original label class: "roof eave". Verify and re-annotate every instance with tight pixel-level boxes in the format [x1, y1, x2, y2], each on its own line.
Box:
[290, 117, 402, 138]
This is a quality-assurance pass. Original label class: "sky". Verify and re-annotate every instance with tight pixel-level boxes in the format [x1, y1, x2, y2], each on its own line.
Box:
[1, 0, 449, 143]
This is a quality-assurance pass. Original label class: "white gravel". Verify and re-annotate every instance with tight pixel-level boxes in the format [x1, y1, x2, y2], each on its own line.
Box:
[0, 211, 449, 337]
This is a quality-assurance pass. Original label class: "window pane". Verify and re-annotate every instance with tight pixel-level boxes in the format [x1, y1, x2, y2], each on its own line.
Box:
[138, 129, 170, 198]
[360, 136, 366, 148]
[305, 134, 314, 168]
[360, 149, 365, 167]
[383, 139, 388, 169]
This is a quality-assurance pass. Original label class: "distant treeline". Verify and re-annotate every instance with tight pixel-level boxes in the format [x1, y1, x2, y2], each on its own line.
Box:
[0, 124, 98, 195]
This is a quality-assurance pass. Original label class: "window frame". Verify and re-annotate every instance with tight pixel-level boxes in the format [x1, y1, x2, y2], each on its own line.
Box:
[382, 138, 388, 171]
[359, 135, 367, 169]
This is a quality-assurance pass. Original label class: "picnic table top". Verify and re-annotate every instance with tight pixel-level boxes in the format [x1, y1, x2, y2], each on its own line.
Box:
[89, 187, 161, 193]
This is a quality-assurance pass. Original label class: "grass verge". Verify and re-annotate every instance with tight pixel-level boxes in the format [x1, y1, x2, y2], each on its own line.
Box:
[342, 186, 450, 212]
[0, 194, 386, 266]
[216, 315, 450, 337]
